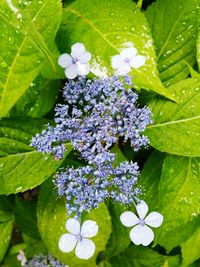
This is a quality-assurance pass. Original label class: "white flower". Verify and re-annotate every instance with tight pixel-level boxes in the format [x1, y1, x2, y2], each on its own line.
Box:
[111, 46, 146, 75]
[58, 218, 98, 260]
[58, 43, 92, 79]
[17, 250, 27, 266]
[120, 200, 164, 246]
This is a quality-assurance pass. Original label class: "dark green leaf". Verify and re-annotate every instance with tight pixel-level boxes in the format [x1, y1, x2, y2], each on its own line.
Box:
[110, 246, 165, 267]
[22, 234, 47, 258]
[98, 261, 112, 267]
[0, 211, 13, 223]
[2, 254, 21, 267]
[139, 150, 165, 209]
[15, 197, 40, 239]
[100, 202, 130, 259]
[0, 196, 14, 222]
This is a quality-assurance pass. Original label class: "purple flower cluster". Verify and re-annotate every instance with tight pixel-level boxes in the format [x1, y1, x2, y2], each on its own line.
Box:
[31, 75, 152, 216]
[25, 253, 66, 267]
[54, 161, 140, 216]
[31, 76, 152, 162]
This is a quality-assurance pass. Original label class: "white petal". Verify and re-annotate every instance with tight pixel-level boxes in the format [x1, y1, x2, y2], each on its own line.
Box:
[115, 62, 131, 75]
[78, 51, 92, 64]
[111, 54, 123, 69]
[120, 211, 139, 227]
[130, 55, 146, 68]
[58, 53, 73, 68]
[71, 42, 86, 58]
[136, 200, 148, 219]
[58, 233, 77, 253]
[81, 220, 98, 238]
[65, 64, 78, 79]
[75, 238, 95, 259]
[130, 225, 154, 246]
[76, 62, 90, 75]
[145, 212, 164, 228]
[65, 218, 80, 235]
[120, 47, 138, 58]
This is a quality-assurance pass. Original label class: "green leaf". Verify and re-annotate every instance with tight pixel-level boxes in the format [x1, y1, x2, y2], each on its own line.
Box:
[155, 155, 200, 249]
[181, 227, 200, 266]
[15, 197, 40, 239]
[146, 0, 200, 87]
[98, 261, 112, 267]
[0, 220, 13, 262]
[37, 179, 112, 267]
[58, 0, 175, 101]
[2, 254, 22, 267]
[110, 246, 165, 267]
[197, 33, 200, 72]
[22, 235, 47, 258]
[0, 118, 73, 194]
[145, 78, 200, 156]
[0, 196, 14, 223]
[0, 0, 62, 116]
[10, 75, 60, 118]
[9, 243, 26, 255]
[100, 202, 130, 260]
[0, 211, 13, 223]
[165, 255, 181, 267]
[139, 150, 165, 209]
[187, 64, 200, 79]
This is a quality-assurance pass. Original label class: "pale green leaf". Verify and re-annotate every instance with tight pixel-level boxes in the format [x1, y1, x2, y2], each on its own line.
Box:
[145, 78, 200, 156]
[187, 64, 200, 79]
[146, 0, 200, 87]
[0, 0, 62, 116]
[37, 179, 112, 267]
[181, 228, 200, 266]
[0, 118, 73, 194]
[58, 0, 175, 101]
[10, 75, 60, 117]
[155, 155, 200, 249]
[197, 33, 200, 71]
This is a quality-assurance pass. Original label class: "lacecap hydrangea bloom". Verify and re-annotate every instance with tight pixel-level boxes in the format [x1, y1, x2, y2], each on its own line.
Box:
[31, 75, 152, 216]
[120, 200, 164, 246]
[31, 43, 162, 259]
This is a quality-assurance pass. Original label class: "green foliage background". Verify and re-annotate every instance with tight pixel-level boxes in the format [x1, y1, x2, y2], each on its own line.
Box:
[0, 0, 200, 266]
